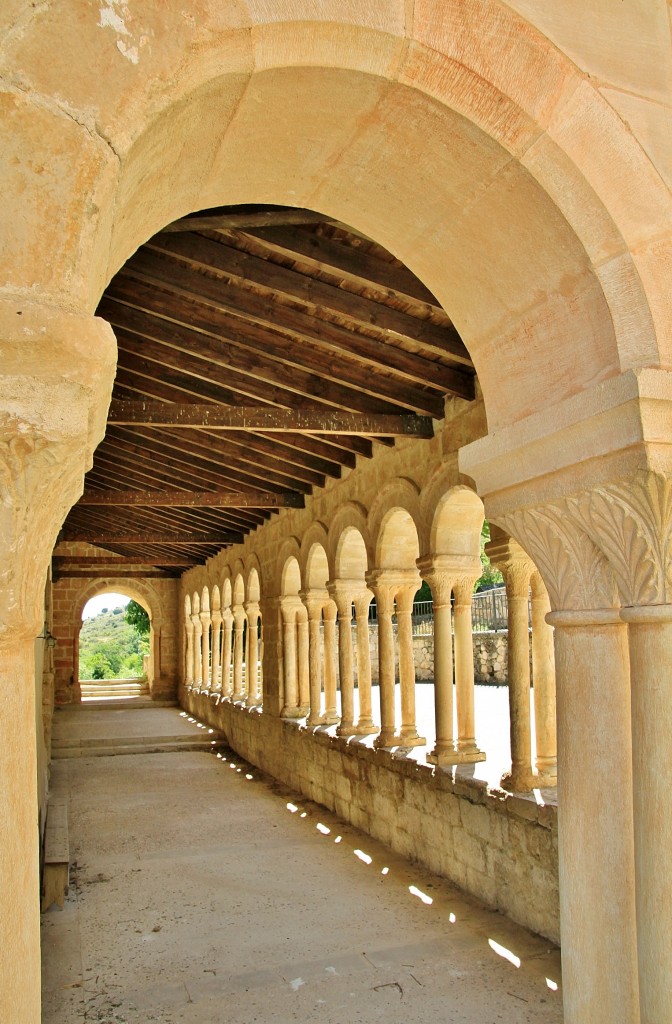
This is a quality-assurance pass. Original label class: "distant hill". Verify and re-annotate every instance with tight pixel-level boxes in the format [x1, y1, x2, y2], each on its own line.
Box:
[79, 606, 149, 680]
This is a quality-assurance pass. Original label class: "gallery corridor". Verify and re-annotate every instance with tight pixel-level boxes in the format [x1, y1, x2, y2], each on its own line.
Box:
[42, 707, 562, 1024]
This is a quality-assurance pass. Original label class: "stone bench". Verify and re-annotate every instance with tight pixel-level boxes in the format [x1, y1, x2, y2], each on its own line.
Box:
[41, 800, 69, 912]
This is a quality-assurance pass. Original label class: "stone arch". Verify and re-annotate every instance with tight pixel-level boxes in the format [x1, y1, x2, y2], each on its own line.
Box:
[276, 538, 303, 596]
[5, 2, 670, 429]
[211, 585, 221, 612]
[368, 479, 422, 570]
[70, 578, 163, 699]
[221, 576, 233, 611]
[246, 565, 261, 605]
[430, 486, 485, 561]
[300, 522, 331, 589]
[327, 502, 373, 572]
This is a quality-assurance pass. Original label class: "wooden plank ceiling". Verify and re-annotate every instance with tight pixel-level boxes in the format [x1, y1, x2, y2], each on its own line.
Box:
[58, 206, 475, 579]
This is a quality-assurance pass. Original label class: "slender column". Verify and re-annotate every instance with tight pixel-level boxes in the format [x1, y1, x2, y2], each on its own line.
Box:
[395, 584, 425, 746]
[184, 619, 194, 689]
[549, 609, 639, 1024]
[303, 593, 327, 726]
[296, 606, 310, 715]
[368, 577, 397, 747]
[280, 602, 301, 718]
[244, 603, 260, 706]
[498, 556, 535, 791]
[621, 606, 672, 1024]
[530, 572, 557, 784]
[200, 608, 212, 692]
[453, 575, 485, 761]
[221, 608, 233, 698]
[352, 590, 377, 734]
[421, 566, 457, 764]
[191, 612, 203, 689]
[322, 601, 339, 724]
[330, 583, 356, 736]
[210, 609, 222, 696]
[231, 608, 246, 701]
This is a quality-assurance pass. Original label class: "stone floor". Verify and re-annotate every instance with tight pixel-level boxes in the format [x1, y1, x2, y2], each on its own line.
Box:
[42, 706, 563, 1023]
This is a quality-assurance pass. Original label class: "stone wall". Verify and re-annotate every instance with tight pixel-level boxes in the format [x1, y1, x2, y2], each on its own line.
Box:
[183, 688, 559, 944]
[363, 625, 521, 685]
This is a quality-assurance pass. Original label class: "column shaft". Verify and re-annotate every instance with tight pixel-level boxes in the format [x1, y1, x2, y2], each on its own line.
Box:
[232, 611, 245, 701]
[552, 616, 639, 1024]
[210, 612, 222, 695]
[191, 614, 203, 689]
[501, 565, 535, 790]
[322, 604, 339, 724]
[221, 612, 233, 698]
[185, 622, 194, 688]
[395, 587, 425, 746]
[281, 609, 300, 717]
[531, 576, 557, 784]
[453, 577, 485, 761]
[372, 586, 397, 747]
[297, 611, 310, 714]
[200, 612, 211, 692]
[353, 594, 376, 734]
[335, 593, 356, 735]
[245, 608, 260, 706]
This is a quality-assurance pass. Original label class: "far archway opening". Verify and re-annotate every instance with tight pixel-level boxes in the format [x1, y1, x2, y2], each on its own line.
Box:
[77, 590, 153, 701]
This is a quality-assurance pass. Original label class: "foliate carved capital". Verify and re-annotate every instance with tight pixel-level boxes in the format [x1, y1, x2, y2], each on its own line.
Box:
[453, 574, 480, 606]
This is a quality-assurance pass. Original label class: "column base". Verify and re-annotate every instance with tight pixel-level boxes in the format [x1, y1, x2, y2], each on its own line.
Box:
[307, 713, 326, 727]
[322, 710, 340, 725]
[427, 745, 486, 766]
[534, 763, 557, 787]
[399, 728, 426, 747]
[231, 691, 246, 703]
[375, 731, 426, 749]
[500, 767, 538, 792]
[352, 720, 378, 736]
[337, 721, 357, 737]
[245, 696, 261, 708]
[281, 706, 305, 719]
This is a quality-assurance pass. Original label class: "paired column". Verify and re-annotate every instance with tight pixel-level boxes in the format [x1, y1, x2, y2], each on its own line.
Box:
[191, 611, 203, 690]
[296, 607, 310, 715]
[245, 602, 261, 706]
[395, 585, 425, 746]
[328, 583, 356, 736]
[210, 609, 222, 697]
[419, 558, 485, 765]
[352, 590, 377, 734]
[530, 573, 557, 785]
[302, 591, 328, 726]
[280, 599, 302, 718]
[220, 608, 233, 698]
[200, 605, 212, 693]
[367, 576, 397, 747]
[231, 607, 246, 701]
[185, 617, 195, 689]
[322, 601, 340, 724]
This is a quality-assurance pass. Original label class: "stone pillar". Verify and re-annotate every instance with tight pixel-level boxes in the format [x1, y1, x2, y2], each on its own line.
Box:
[280, 601, 301, 718]
[420, 565, 456, 764]
[488, 535, 536, 791]
[352, 589, 377, 734]
[258, 595, 282, 716]
[622, 605, 672, 1023]
[0, 300, 117, 1024]
[221, 608, 233, 699]
[530, 572, 557, 784]
[549, 609, 639, 1024]
[302, 592, 327, 726]
[185, 617, 195, 689]
[367, 575, 397, 748]
[296, 606, 310, 715]
[231, 607, 246, 701]
[329, 583, 356, 736]
[322, 601, 340, 724]
[453, 575, 485, 760]
[200, 606, 212, 693]
[244, 602, 260, 706]
[210, 609, 222, 696]
[494, 504, 640, 1024]
[191, 611, 203, 689]
[394, 584, 426, 746]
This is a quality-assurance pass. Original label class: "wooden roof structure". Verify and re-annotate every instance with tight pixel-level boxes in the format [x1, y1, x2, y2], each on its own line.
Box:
[57, 206, 475, 579]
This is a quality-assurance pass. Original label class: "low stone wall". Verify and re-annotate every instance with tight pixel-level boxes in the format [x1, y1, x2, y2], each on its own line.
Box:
[365, 626, 520, 685]
[184, 688, 559, 944]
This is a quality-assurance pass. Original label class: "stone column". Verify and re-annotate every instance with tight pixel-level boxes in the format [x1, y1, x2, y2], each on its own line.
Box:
[0, 300, 117, 1024]
[329, 583, 356, 736]
[231, 607, 246, 701]
[210, 609, 222, 697]
[488, 535, 536, 791]
[530, 572, 557, 784]
[420, 564, 456, 764]
[280, 601, 301, 718]
[394, 583, 426, 746]
[221, 608, 233, 699]
[200, 606, 212, 693]
[367, 575, 398, 748]
[296, 606, 310, 715]
[185, 617, 195, 689]
[352, 589, 377, 734]
[244, 602, 260, 706]
[322, 600, 340, 724]
[621, 604, 672, 1023]
[496, 505, 640, 1024]
[453, 575, 486, 761]
[258, 595, 282, 716]
[302, 592, 327, 726]
[191, 611, 203, 690]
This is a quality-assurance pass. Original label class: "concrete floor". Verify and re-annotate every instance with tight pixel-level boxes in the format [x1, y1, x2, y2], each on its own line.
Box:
[42, 706, 563, 1024]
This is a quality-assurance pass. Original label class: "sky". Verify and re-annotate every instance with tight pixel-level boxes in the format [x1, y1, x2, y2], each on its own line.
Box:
[82, 593, 131, 619]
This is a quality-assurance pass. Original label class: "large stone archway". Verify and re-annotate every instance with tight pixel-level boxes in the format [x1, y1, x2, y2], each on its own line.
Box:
[2, 5, 671, 1023]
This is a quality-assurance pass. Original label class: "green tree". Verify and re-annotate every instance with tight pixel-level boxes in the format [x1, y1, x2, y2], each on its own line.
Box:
[475, 520, 503, 591]
[124, 600, 150, 637]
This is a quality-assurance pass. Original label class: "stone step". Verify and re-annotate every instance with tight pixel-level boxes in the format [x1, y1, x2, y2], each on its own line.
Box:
[51, 740, 226, 759]
[52, 732, 216, 751]
[80, 698, 178, 709]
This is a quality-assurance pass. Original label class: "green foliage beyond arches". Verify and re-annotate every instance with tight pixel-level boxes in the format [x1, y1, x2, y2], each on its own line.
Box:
[79, 603, 150, 680]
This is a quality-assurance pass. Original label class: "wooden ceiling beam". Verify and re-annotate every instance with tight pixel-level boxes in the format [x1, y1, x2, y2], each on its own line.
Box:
[78, 489, 305, 508]
[53, 556, 197, 566]
[147, 233, 472, 364]
[61, 533, 244, 545]
[107, 401, 435, 437]
[55, 570, 181, 580]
